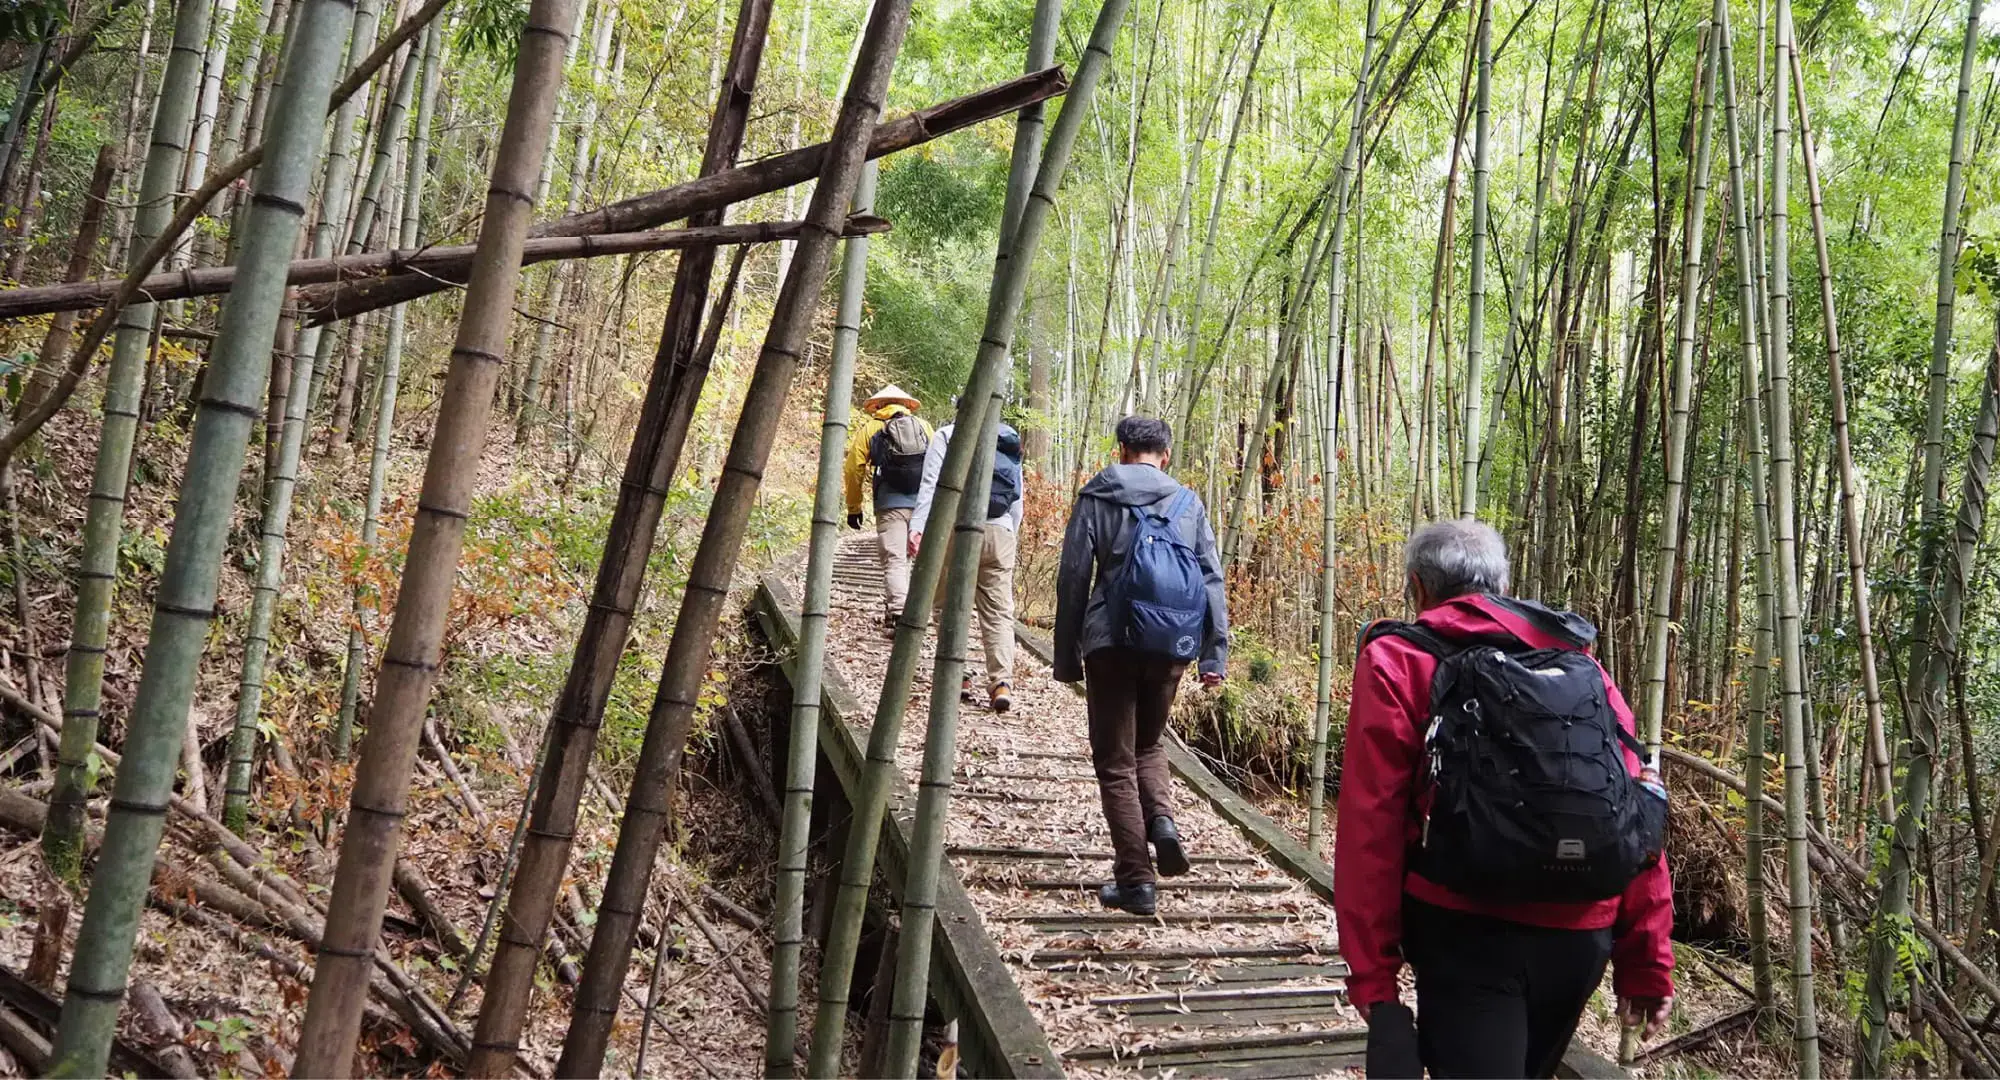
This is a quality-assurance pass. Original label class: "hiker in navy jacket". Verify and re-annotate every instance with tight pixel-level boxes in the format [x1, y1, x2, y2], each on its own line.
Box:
[1336, 519, 1674, 1078]
[1055, 416, 1229, 915]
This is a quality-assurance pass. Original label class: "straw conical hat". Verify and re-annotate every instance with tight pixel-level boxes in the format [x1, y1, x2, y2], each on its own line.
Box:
[862, 384, 920, 412]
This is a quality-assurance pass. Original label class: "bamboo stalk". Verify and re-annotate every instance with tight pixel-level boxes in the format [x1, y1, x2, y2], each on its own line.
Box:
[554, 0, 913, 1068]
[806, 0, 1126, 1065]
[764, 160, 877, 1077]
[292, 0, 582, 1069]
[1458, 0, 1494, 517]
[294, 68, 1070, 325]
[45, 0, 359, 1070]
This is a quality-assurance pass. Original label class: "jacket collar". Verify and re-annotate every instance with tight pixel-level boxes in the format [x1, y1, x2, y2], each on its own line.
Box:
[1416, 594, 1597, 651]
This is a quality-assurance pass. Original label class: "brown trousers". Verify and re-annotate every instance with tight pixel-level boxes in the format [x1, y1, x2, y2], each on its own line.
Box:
[1084, 647, 1187, 885]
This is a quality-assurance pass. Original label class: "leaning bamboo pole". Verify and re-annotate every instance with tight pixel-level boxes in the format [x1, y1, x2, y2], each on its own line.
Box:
[763, 160, 876, 1078]
[38, 0, 211, 883]
[1860, 0, 1983, 1069]
[1718, 8, 1779, 1022]
[291, 0, 580, 1070]
[1786, 45, 1892, 821]
[807, 0, 1128, 1065]
[1638, 16, 1719, 758]
[0, 219, 883, 320]
[1458, 0, 1494, 517]
[882, 397, 1002, 1076]
[465, 0, 775, 1064]
[45, 0, 358, 1071]
[294, 69, 1069, 324]
[1308, 0, 1384, 855]
[554, 0, 912, 1068]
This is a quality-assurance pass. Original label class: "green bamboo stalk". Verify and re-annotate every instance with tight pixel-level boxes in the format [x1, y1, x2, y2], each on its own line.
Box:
[335, 20, 441, 758]
[223, 39, 423, 832]
[1859, 0, 1983, 1071]
[1787, 44, 1892, 822]
[1718, 8, 1778, 1024]
[1638, 16, 1719, 757]
[1457, 0, 1493, 518]
[806, 0, 1127, 1065]
[554, 0, 911, 1068]
[1307, 0, 1384, 855]
[39, 0, 213, 883]
[882, 395, 1001, 1076]
[291, 0, 580, 1070]
[1763, 5, 1819, 1068]
[45, 0, 357, 1070]
[763, 160, 876, 1078]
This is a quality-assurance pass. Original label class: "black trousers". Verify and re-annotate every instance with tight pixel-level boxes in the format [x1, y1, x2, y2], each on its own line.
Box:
[1402, 899, 1614, 1079]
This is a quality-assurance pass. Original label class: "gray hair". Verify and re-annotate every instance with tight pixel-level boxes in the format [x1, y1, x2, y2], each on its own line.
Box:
[1405, 519, 1511, 601]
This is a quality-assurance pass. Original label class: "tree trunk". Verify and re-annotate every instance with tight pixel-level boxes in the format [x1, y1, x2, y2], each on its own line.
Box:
[290, 0, 577, 1069]
[38, 0, 214, 885]
[555, 1, 910, 1070]
[463, 0, 775, 1066]
[807, 0, 1125, 1064]
[45, 0, 356, 1070]
[20, 145, 116, 420]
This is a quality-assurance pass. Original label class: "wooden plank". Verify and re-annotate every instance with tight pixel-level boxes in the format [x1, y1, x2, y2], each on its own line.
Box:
[1026, 945, 1325, 965]
[1126, 1004, 1347, 1029]
[1137, 1049, 1367, 1078]
[1003, 911, 1302, 927]
[1094, 984, 1347, 1007]
[753, 576, 1062, 1080]
[956, 790, 1063, 804]
[1066, 1028, 1368, 1062]
[950, 844, 1258, 864]
[973, 879, 1291, 893]
[1117, 1037, 1371, 1073]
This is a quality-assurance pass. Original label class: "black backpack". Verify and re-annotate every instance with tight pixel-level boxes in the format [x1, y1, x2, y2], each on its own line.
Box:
[1361, 620, 1666, 904]
[869, 413, 928, 497]
[987, 425, 1023, 518]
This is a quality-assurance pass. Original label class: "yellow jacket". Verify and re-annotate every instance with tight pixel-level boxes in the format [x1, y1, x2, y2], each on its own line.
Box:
[845, 404, 932, 515]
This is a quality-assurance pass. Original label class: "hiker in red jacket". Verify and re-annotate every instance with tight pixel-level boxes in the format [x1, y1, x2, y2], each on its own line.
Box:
[1335, 519, 1674, 1079]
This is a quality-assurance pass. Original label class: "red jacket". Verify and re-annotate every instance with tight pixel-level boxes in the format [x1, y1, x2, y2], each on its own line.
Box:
[1333, 594, 1675, 1007]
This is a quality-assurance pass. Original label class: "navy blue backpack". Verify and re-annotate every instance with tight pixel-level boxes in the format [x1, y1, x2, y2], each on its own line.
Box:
[987, 426, 1023, 519]
[1108, 488, 1207, 661]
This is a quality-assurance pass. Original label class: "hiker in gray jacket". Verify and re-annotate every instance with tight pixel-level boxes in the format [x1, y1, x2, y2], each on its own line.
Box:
[1054, 415, 1229, 915]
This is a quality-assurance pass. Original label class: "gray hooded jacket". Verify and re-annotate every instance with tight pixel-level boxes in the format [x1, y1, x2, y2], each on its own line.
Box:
[1053, 464, 1230, 682]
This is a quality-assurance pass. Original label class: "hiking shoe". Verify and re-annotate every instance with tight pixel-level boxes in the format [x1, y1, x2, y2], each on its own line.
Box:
[1098, 881, 1157, 916]
[960, 676, 975, 703]
[990, 682, 1012, 713]
[1150, 816, 1190, 878]
[881, 610, 900, 637]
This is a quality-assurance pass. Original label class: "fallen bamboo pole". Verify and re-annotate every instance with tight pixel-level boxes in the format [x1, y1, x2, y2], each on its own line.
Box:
[295, 65, 1068, 324]
[0, 217, 888, 321]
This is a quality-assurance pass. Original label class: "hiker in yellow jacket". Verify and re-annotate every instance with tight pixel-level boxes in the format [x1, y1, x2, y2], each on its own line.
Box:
[844, 385, 932, 627]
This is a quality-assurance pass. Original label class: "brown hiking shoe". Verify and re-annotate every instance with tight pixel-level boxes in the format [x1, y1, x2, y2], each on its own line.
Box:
[990, 682, 1013, 713]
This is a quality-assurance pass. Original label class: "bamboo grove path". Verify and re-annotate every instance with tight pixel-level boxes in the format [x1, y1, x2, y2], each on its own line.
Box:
[753, 534, 1627, 1079]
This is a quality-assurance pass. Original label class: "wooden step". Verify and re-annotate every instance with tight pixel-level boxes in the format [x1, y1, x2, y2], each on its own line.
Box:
[949, 845, 1259, 864]
[1025, 945, 1328, 965]
[1066, 1028, 1368, 1063]
[1004, 911, 1303, 928]
[1093, 983, 1347, 1007]
[974, 879, 1292, 893]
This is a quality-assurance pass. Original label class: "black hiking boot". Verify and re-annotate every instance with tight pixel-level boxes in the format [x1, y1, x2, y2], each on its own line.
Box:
[1150, 816, 1190, 878]
[1098, 881, 1157, 916]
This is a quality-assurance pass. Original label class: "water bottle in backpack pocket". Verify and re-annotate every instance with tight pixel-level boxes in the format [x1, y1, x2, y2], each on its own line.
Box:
[1107, 489, 1208, 662]
[1364, 621, 1667, 904]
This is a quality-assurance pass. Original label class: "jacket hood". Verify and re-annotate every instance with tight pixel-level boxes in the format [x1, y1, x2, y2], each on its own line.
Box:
[1079, 463, 1183, 506]
[871, 402, 914, 420]
[1418, 593, 1597, 650]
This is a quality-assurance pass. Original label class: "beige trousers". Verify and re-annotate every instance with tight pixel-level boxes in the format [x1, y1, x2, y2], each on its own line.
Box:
[932, 523, 1017, 686]
[875, 506, 912, 615]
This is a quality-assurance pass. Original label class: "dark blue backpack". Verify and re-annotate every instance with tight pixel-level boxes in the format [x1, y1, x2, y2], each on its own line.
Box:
[987, 426, 1023, 519]
[1108, 488, 1207, 661]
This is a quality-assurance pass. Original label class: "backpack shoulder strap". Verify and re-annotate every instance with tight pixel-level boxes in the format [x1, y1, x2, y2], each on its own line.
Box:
[1356, 619, 1458, 663]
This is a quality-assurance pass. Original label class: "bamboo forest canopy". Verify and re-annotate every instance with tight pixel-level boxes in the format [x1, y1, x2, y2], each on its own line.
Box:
[0, 0, 1997, 1070]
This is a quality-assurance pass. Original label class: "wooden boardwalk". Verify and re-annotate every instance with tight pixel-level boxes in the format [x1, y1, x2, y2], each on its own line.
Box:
[752, 534, 1624, 1079]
